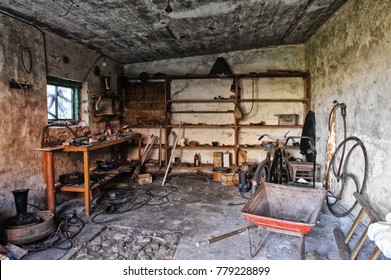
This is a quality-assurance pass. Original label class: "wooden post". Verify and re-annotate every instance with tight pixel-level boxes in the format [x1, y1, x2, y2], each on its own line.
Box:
[44, 151, 56, 213]
[83, 151, 91, 216]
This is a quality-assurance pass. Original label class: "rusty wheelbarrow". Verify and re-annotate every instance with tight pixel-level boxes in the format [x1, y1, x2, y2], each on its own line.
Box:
[196, 182, 326, 260]
[241, 182, 327, 259]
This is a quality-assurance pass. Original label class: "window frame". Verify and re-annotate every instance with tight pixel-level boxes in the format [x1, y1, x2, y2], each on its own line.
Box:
[47, 76, 80, 124]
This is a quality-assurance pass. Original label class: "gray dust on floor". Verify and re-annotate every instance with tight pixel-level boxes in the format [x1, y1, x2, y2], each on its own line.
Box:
[22, 175, 383, 260]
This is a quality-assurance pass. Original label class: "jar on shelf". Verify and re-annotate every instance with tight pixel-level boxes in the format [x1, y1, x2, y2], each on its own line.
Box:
[168, 131, 176, 146]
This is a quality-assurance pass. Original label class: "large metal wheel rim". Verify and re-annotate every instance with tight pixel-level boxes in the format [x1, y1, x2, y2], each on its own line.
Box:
[325, 136, 368, 217]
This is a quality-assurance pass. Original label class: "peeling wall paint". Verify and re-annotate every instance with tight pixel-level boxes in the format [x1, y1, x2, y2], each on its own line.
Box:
[306, 0, 391, 217]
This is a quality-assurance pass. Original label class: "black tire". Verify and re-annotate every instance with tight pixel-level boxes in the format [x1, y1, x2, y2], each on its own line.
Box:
[269, 148, 284, 184]
[325, 136, 368, 217]
[254, 160, 270, 186]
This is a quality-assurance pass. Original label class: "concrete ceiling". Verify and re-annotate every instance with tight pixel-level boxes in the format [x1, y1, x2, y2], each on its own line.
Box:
[0, 0, 346, 64]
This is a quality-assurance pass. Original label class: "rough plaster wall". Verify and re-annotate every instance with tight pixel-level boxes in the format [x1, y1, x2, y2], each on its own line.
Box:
[306, 0, 391, 217]
[0, 14, 47, 219]
[0, 15, 122, 218]
[44, 32, 122, 133]
[124, 45, 306, 164]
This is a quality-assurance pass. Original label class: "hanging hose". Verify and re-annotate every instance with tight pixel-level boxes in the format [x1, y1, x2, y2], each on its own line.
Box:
[241, 77, 255, 116]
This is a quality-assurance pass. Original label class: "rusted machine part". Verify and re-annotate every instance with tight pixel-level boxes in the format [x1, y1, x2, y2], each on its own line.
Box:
[196, 225, 256, 247]
[325, 106, 337, 189]
[4, 211, 56, 245]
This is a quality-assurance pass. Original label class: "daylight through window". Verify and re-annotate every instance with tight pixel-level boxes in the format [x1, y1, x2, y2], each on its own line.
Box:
[47, 77, 79, 123]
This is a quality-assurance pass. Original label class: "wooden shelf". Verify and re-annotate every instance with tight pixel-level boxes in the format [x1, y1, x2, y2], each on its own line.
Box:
[168, 145, 235, 150]
[237, 145, 300, 150]
[168, 99, 234, 103]
[168, 124, 235, 128]
[60, 165, 134, 193]
[164, 71, 309, 80]
[163, 71, 311, 166]
[171, 110, 233, 114]
[238, 98, 309, 103]
[237, 124, 304, 128]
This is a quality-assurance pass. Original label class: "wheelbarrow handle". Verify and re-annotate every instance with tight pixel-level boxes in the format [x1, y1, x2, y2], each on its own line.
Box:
[196, 225, 256, 247]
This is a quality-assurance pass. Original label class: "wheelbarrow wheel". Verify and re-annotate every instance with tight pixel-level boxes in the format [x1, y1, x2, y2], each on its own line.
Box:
[325, 136, 368, 217]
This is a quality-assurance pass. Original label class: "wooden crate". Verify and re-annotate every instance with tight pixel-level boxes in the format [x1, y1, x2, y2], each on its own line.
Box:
[137, 173, 152, 185]
[213, 152, 223, 167]
[221, 172, 239, 186]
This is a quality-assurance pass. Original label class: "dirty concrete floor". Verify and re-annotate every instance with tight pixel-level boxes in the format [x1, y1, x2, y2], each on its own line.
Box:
[21, 174, 385, 261]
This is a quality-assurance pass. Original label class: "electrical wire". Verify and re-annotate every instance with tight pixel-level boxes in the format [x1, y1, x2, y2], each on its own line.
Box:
[241, 77, 255, 116]
[20, 47, 32, 74]
[129, 83, 146, 101]
[21, 212, 85, 259]
[0, 10, 48, 76]
[90, 182, 177, 224]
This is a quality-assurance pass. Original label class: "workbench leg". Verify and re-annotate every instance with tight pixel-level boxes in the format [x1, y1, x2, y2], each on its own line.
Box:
[44, 151, 56, 214]
[83, 151, 91, 216]
[138, 137, 142, 161]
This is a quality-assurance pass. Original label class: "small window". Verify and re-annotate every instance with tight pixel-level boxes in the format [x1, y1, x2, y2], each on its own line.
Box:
[47, 77, 80, 123]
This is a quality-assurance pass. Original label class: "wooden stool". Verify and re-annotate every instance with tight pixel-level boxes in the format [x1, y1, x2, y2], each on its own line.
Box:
[287, 161, 320, 182]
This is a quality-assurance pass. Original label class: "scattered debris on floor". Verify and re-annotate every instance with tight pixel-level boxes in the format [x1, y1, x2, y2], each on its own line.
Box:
[71, 225, 182, 260]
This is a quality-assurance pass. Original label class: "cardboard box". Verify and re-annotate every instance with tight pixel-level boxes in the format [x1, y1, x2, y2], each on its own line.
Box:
[275, 114, 299, 126]
[137, 173, 152, 185]
[221, 172, 239, 186]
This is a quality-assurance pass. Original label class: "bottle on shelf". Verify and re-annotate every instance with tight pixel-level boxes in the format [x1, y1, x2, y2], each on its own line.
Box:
[194, 153, 200, 167]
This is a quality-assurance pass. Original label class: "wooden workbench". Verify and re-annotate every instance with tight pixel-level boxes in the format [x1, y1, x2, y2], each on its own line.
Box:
[36, 133, 142, 216]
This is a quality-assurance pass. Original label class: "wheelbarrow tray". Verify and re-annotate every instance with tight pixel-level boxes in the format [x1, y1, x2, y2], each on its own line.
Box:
[242, 182, 326, 235]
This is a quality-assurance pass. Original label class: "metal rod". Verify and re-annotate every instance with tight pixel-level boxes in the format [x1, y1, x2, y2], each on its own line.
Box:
[196, 225, 255, 247]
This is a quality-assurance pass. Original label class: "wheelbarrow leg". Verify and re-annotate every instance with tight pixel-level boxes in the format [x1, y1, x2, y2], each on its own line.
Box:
[248, 226, 270, 258]
[286, 233, 306, 259]
[300, 234, 305, 260]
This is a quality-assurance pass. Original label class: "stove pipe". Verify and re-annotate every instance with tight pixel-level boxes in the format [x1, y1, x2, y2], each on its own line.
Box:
[11, 189, 29, 220]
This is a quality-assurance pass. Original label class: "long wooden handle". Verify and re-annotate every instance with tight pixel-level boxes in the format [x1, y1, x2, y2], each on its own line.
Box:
[162, 122, 182, 186]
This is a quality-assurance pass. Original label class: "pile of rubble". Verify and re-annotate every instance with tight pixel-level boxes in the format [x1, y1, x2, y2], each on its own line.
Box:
[72, 225, 182, 260]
